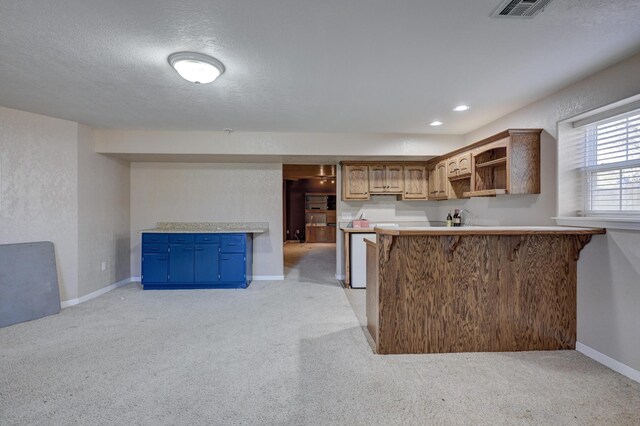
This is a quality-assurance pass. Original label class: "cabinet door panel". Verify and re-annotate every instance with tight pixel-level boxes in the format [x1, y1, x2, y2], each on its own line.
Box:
[169, 244, 194, 282]
[447, 158, 459, 178]
[220, 253, 246, 282]
[436, 161, 448, 197]
[457, 152, 472, 176]
[194, 244, 219, 282]
[142, 253, 168, 283]
[343, 165, 369, 200]
[368, 165, 386, 192]
[403, 165, 428, 199]
[385, 165, 404, 192]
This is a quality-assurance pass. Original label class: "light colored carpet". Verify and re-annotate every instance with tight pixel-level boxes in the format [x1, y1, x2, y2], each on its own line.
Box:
[1, 243, 639, 425]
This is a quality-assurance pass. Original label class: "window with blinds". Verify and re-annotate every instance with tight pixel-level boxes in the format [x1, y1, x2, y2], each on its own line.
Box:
[581, 108, 640, 216]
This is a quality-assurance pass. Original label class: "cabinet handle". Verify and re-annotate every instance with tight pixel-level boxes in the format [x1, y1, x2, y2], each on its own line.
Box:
[195, 247, 204, 251]
[184, 247, 193, 251]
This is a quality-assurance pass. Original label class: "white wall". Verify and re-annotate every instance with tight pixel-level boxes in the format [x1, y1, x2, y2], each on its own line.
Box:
[95, 130, 463, 158]
[77, 125, 131, 297]
[130, 163, 283, 278]
[448, 53, 640, 371]
[0, 107, 79, 301]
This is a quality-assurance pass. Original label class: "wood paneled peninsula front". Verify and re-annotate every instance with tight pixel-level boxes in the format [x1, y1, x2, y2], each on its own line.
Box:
[365, 226, 605, 355]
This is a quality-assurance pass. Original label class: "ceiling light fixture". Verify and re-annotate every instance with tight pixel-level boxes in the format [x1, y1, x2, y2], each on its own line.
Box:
[430, 121, 443, 126]
[453, 105, 470, 112]
[168, 52, 225, 84]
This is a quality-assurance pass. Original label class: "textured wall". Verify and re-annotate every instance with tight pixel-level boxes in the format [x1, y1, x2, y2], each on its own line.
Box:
[77, 125, 131, 297]
[447, 53, 640, 371]
[130, 163, 283, 278]
[0, 107, 79, 301]
[95, 131, 463, 158]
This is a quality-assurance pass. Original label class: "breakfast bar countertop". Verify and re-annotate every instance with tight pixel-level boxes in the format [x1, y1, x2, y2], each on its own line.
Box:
[374, 225, 606, 236]
[140, 222, 269, 234]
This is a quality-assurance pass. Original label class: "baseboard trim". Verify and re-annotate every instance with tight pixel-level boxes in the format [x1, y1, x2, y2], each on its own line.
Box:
[61, 277, 135, 309]
[576, 342, 640, 383]
[253, 275, 285, 281]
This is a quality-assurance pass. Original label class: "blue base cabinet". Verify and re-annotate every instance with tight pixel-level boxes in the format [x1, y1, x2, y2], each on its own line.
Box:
[141, 233, 253, 289]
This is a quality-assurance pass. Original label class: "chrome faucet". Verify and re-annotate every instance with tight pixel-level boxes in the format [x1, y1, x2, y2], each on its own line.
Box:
[459, 209, 475, 227]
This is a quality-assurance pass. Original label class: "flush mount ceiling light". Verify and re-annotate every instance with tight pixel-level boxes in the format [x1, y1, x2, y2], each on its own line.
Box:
[168, 52, 225, 84]
[430, 121, 443, 126]
[453, 105, 470, 112]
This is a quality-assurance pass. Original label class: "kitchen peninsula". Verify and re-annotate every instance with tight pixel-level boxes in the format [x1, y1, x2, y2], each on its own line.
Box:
[365, 226, 605, 355]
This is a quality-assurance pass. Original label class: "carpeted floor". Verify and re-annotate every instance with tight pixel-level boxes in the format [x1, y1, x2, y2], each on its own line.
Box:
[1, 242, 639, 425]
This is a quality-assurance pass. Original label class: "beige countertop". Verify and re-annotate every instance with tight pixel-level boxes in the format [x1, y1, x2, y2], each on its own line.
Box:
[141, 222, 269, 234]
[340, 221, 439, 233]
[375, 225, 606, 236]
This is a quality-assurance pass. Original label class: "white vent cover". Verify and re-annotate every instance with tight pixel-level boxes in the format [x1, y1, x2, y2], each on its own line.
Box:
[491, 0, 552, 18]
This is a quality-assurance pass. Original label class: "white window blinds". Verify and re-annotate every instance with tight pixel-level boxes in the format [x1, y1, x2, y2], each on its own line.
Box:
[580, 108, 640, 216]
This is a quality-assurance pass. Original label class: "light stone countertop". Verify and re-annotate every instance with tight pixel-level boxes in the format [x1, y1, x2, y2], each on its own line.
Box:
[375, 225, 606, 236]
[140, 222, 269, 234]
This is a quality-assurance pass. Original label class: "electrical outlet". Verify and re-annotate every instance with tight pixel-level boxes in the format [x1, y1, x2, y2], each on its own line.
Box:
[101, 261, 107, 271]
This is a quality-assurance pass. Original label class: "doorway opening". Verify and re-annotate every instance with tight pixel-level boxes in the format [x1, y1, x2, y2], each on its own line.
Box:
[282, 164, 337, 282]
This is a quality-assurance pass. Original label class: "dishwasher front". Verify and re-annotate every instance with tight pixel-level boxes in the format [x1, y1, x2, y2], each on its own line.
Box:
[350, 233, 376, 288]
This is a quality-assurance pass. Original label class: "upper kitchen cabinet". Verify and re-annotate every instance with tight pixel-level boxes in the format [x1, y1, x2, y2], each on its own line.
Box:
[463, 129, 541, 197]
[428, 161, 448, 200]
[368, 165, 404, 194]
[342, 164, 370, 200]
[447, 152, 472, 180]
[402, 164, 428, 200]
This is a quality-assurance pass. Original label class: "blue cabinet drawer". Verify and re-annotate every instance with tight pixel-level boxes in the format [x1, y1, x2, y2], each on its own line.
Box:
[143, 243, 168, 253]
[142, 233, 168, 243]
[169, 234, 194, 243]
[195, 234, 220, 243]
[220, 235, 245, 253]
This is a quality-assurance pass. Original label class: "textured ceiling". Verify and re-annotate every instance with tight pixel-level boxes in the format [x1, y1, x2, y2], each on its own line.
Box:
[0, 0, 639, 134]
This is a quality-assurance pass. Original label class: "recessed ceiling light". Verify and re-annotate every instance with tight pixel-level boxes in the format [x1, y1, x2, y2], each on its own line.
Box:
[453, 105, 470, 112]
[168, 52, 225, 84]
[430, 121, 443, 126]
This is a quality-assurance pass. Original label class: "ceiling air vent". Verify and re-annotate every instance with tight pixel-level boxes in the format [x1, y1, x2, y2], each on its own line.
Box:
[491, 0, 552, 18]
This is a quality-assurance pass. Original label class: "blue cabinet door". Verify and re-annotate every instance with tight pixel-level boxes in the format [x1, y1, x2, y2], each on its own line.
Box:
[169, 244, 194, 283]
[194, 244, 220, 282]
[142, 253, 168, 283]
[220, 253, 245, 283]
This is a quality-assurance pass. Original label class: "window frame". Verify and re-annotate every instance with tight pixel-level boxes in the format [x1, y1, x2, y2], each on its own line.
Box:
[554, 94, 640, 231]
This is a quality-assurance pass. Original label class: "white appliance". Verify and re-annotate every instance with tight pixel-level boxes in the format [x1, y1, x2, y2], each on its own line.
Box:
[350, 233, 376, 288]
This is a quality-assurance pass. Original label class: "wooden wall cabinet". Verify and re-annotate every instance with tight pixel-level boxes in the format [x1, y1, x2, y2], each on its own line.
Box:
[463, 130, 541, 197]
[342, 162, 430, 201]
[343, 164, 370, 200]
[369, 165, 404, 193]
[447, 152, 472, 179]
[428, 161, 448, 200]
[402, 164, 428, 200]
